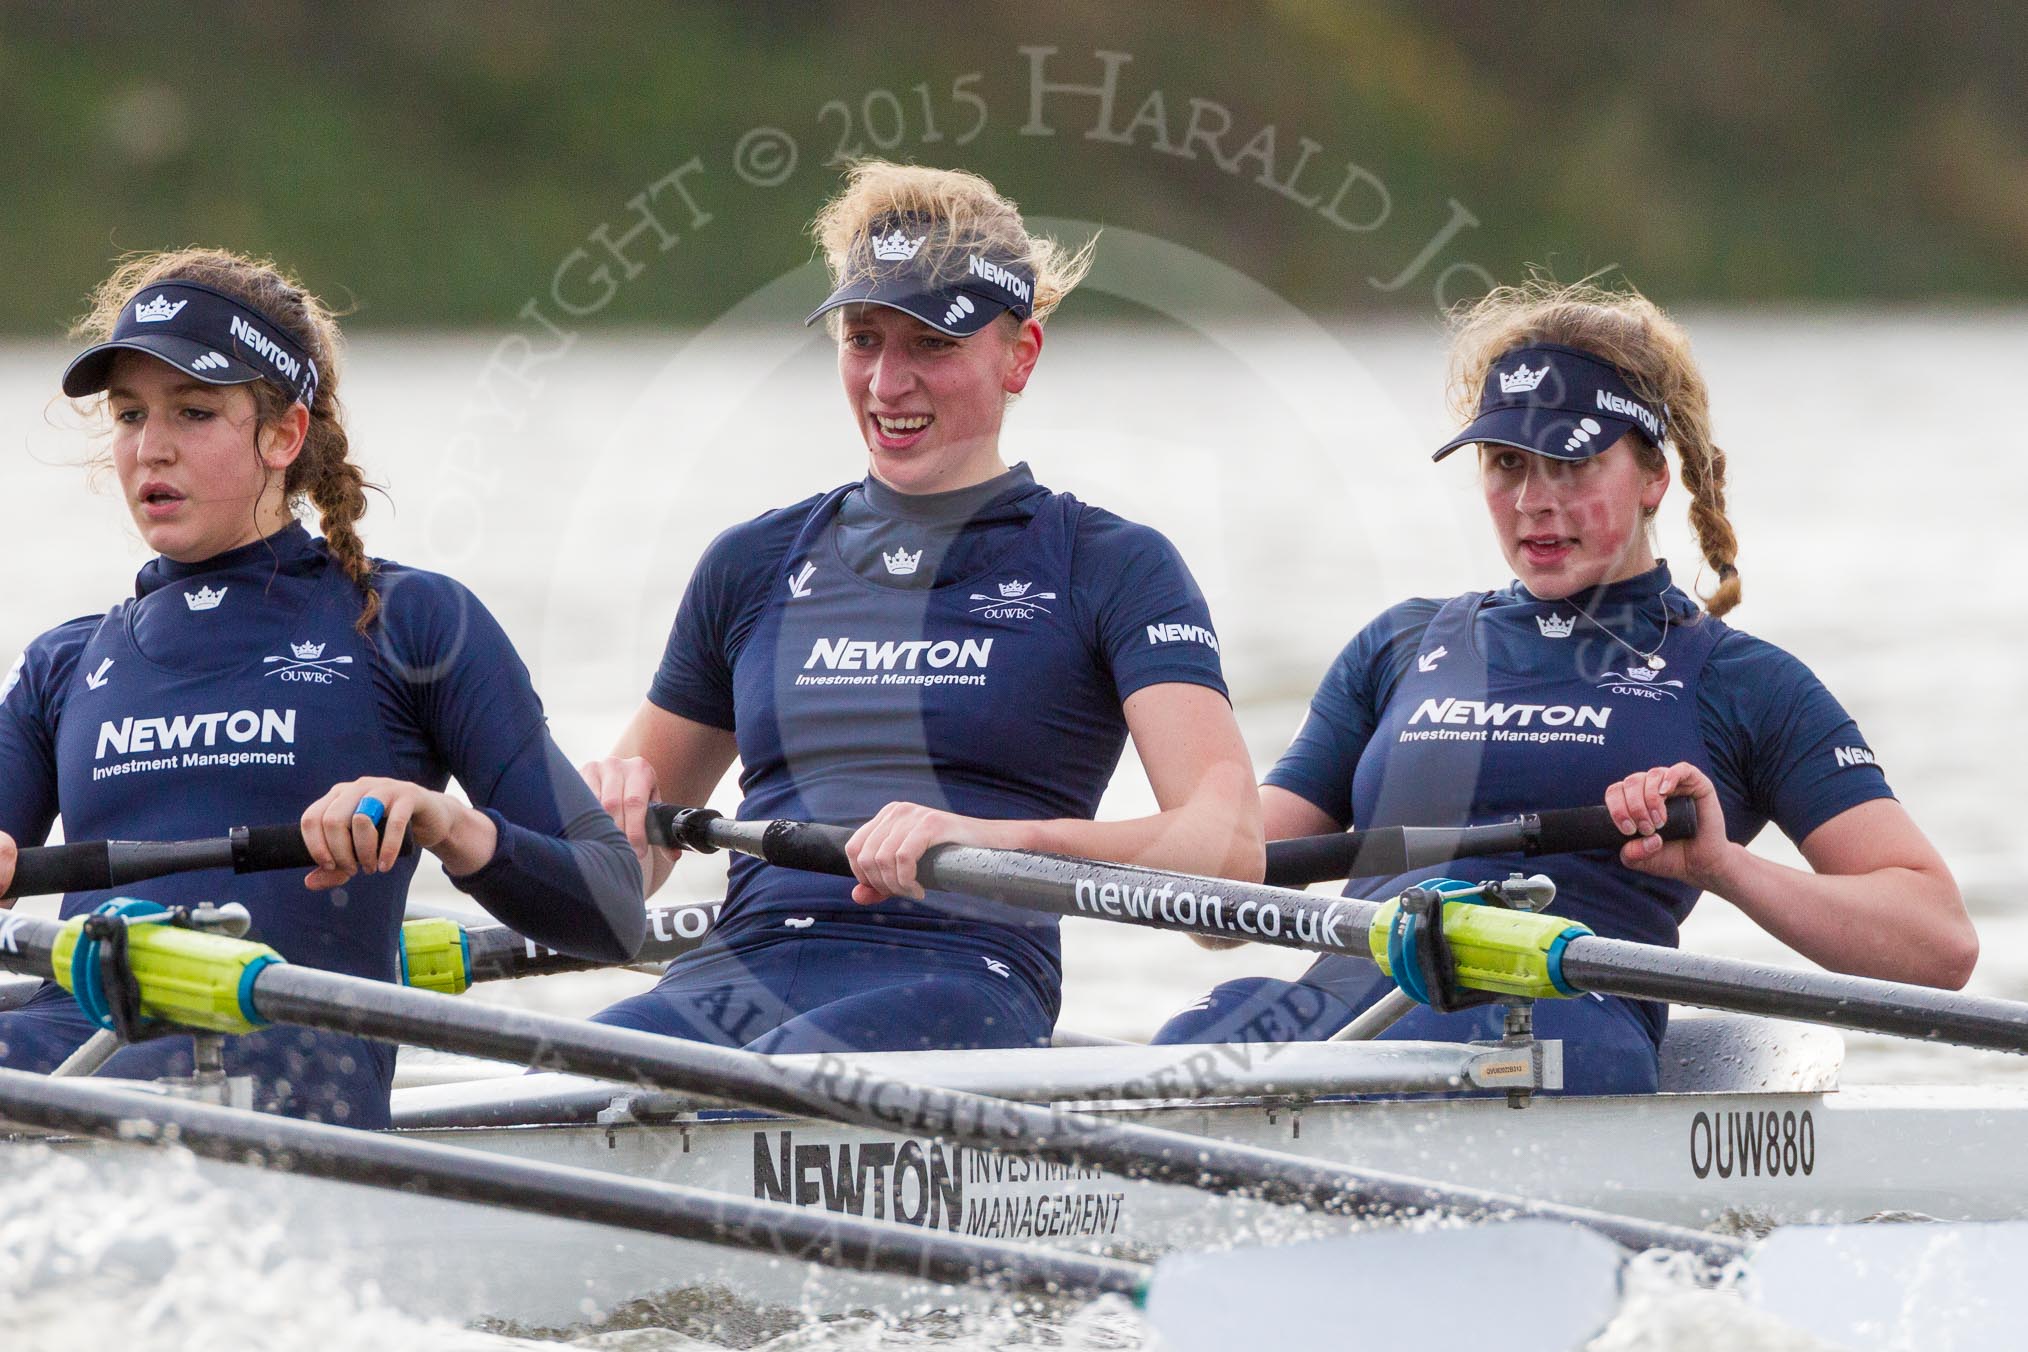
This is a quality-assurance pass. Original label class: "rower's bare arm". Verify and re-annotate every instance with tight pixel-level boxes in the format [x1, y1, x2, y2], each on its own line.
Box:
[842, 683, 1263, 906]
[1609, 763, 1976, 989]
[1262, 785, 1340, 840]
[1181, 788, 1340, 951]
[585, 701, 739, 898]
[1035, 681, 1262, 884]
[1178, 786, 1344, 950]
[0, 831, 14, 908]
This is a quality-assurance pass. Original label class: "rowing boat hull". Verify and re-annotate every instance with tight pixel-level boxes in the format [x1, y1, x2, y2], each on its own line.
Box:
[11, 1020, 2028, 1330]
[45, 1073, 1964, 1328]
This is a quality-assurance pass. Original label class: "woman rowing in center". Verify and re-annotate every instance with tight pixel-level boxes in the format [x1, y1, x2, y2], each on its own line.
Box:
[0, 248, 644, 1125]
[583, 161, 1263, 1053]
[1155, 279, 1976, 1092]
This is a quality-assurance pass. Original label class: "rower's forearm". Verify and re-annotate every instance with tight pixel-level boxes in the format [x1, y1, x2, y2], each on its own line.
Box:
[1004, 802, 1265, 884]
[450, 807, 648, 964]
[1713, 847, 1977, 989]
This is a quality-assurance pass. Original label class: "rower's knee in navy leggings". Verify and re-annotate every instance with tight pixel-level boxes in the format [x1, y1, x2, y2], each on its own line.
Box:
[590, 964, 1053, 1054]
[1152, 977, 1658, 1096]
[1152, 977, 1357, 1044]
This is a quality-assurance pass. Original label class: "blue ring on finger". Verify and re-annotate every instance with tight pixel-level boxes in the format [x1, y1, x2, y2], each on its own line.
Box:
[353, 795, 388, 829]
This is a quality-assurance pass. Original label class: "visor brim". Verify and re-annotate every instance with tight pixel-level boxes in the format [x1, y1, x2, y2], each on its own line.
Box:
[804, 279, 1014, 338]
[62, 336, 264, 398]
[1432, 407, 1644, 463]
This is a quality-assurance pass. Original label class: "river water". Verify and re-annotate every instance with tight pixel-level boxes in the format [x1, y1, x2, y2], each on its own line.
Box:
[1, 313, 2023, 1348]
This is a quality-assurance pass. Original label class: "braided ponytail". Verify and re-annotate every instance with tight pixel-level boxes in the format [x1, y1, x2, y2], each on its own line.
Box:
[1446, 276, 1743, 617]
[74, 248, 383, 631]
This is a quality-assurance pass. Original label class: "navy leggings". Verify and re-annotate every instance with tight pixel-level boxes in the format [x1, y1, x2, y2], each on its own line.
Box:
[1151, 967, 1660, 1096]
[592, 934, 1056, 1054]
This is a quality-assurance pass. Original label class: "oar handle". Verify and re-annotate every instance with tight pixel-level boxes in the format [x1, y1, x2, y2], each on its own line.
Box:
[1263, 798, 1698, 887]
[647, 806, 860, 875]
[643, 803, 1697, 891]
[3, 824, 414, 899]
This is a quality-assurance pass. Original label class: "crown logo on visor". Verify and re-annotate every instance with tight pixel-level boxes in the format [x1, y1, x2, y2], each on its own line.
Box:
[1499, 362, 1549, 395]
[290, 641, 325, 660]
[882, 547, 923, 576]
[871, 229, 926, 262]
[183, 585, 228, 612]
[135, 294, 188, 324]
[1535, 613, 1575, 638]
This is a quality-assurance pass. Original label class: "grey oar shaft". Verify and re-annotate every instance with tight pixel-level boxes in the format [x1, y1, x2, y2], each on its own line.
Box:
[0, 1068, 1143, 1300]
[691, 815, 2028, 1056]
[0, 916, 1736, 1262]
[460, 900, 720, 981]
[1558, 939, 2028, 1049]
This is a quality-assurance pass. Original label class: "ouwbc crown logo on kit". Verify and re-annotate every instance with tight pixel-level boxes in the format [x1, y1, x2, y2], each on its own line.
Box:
[970, 580, 1055, 619]
[184, 585, 228, 612]
[1597, 666, 1685, 701]
[263, 641, 354, 683]
[1536, 614, 1575, 638]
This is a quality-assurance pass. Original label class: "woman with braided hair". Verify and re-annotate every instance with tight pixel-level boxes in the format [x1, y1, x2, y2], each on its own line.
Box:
[0, 248, 644, 1124]
[1155, 279, 1976, 1092]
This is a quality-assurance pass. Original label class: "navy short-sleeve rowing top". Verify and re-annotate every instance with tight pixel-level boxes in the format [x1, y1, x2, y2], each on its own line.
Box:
[1268, 562, 1893, 977]
[648, 464, 1227, 997]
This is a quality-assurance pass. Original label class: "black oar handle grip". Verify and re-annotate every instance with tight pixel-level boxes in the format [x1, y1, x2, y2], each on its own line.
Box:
[1263, 797, 1700, 887]
[645, 806, 860, 877]
[230, 824, 417, 872]
[4, 841, 117, 899]
[756, 820, 857, 876]
[1533, 796, 1698, 855]
[231, 824, 320, 872]
[3, 824, 416, 899]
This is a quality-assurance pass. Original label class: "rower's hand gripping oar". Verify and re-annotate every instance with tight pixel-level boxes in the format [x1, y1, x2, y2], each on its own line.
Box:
[1263, 797, 1697, 886]
[2, 823, 414, 899]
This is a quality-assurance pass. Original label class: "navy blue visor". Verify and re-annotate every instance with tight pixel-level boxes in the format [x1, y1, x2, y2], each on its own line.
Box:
[1433, 342, 1666, 462]
[63, 280, 319, 408]
[806, 220, 1036, 338]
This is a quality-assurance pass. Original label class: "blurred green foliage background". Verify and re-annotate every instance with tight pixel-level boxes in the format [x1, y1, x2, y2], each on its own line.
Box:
[2, 0, 2022, 333]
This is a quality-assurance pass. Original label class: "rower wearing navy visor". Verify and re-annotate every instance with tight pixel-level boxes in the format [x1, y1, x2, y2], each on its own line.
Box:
[583, 161, 1262, 1054]
[0, 248, 644, 1125]
[1155, 279, 1976, 1092]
